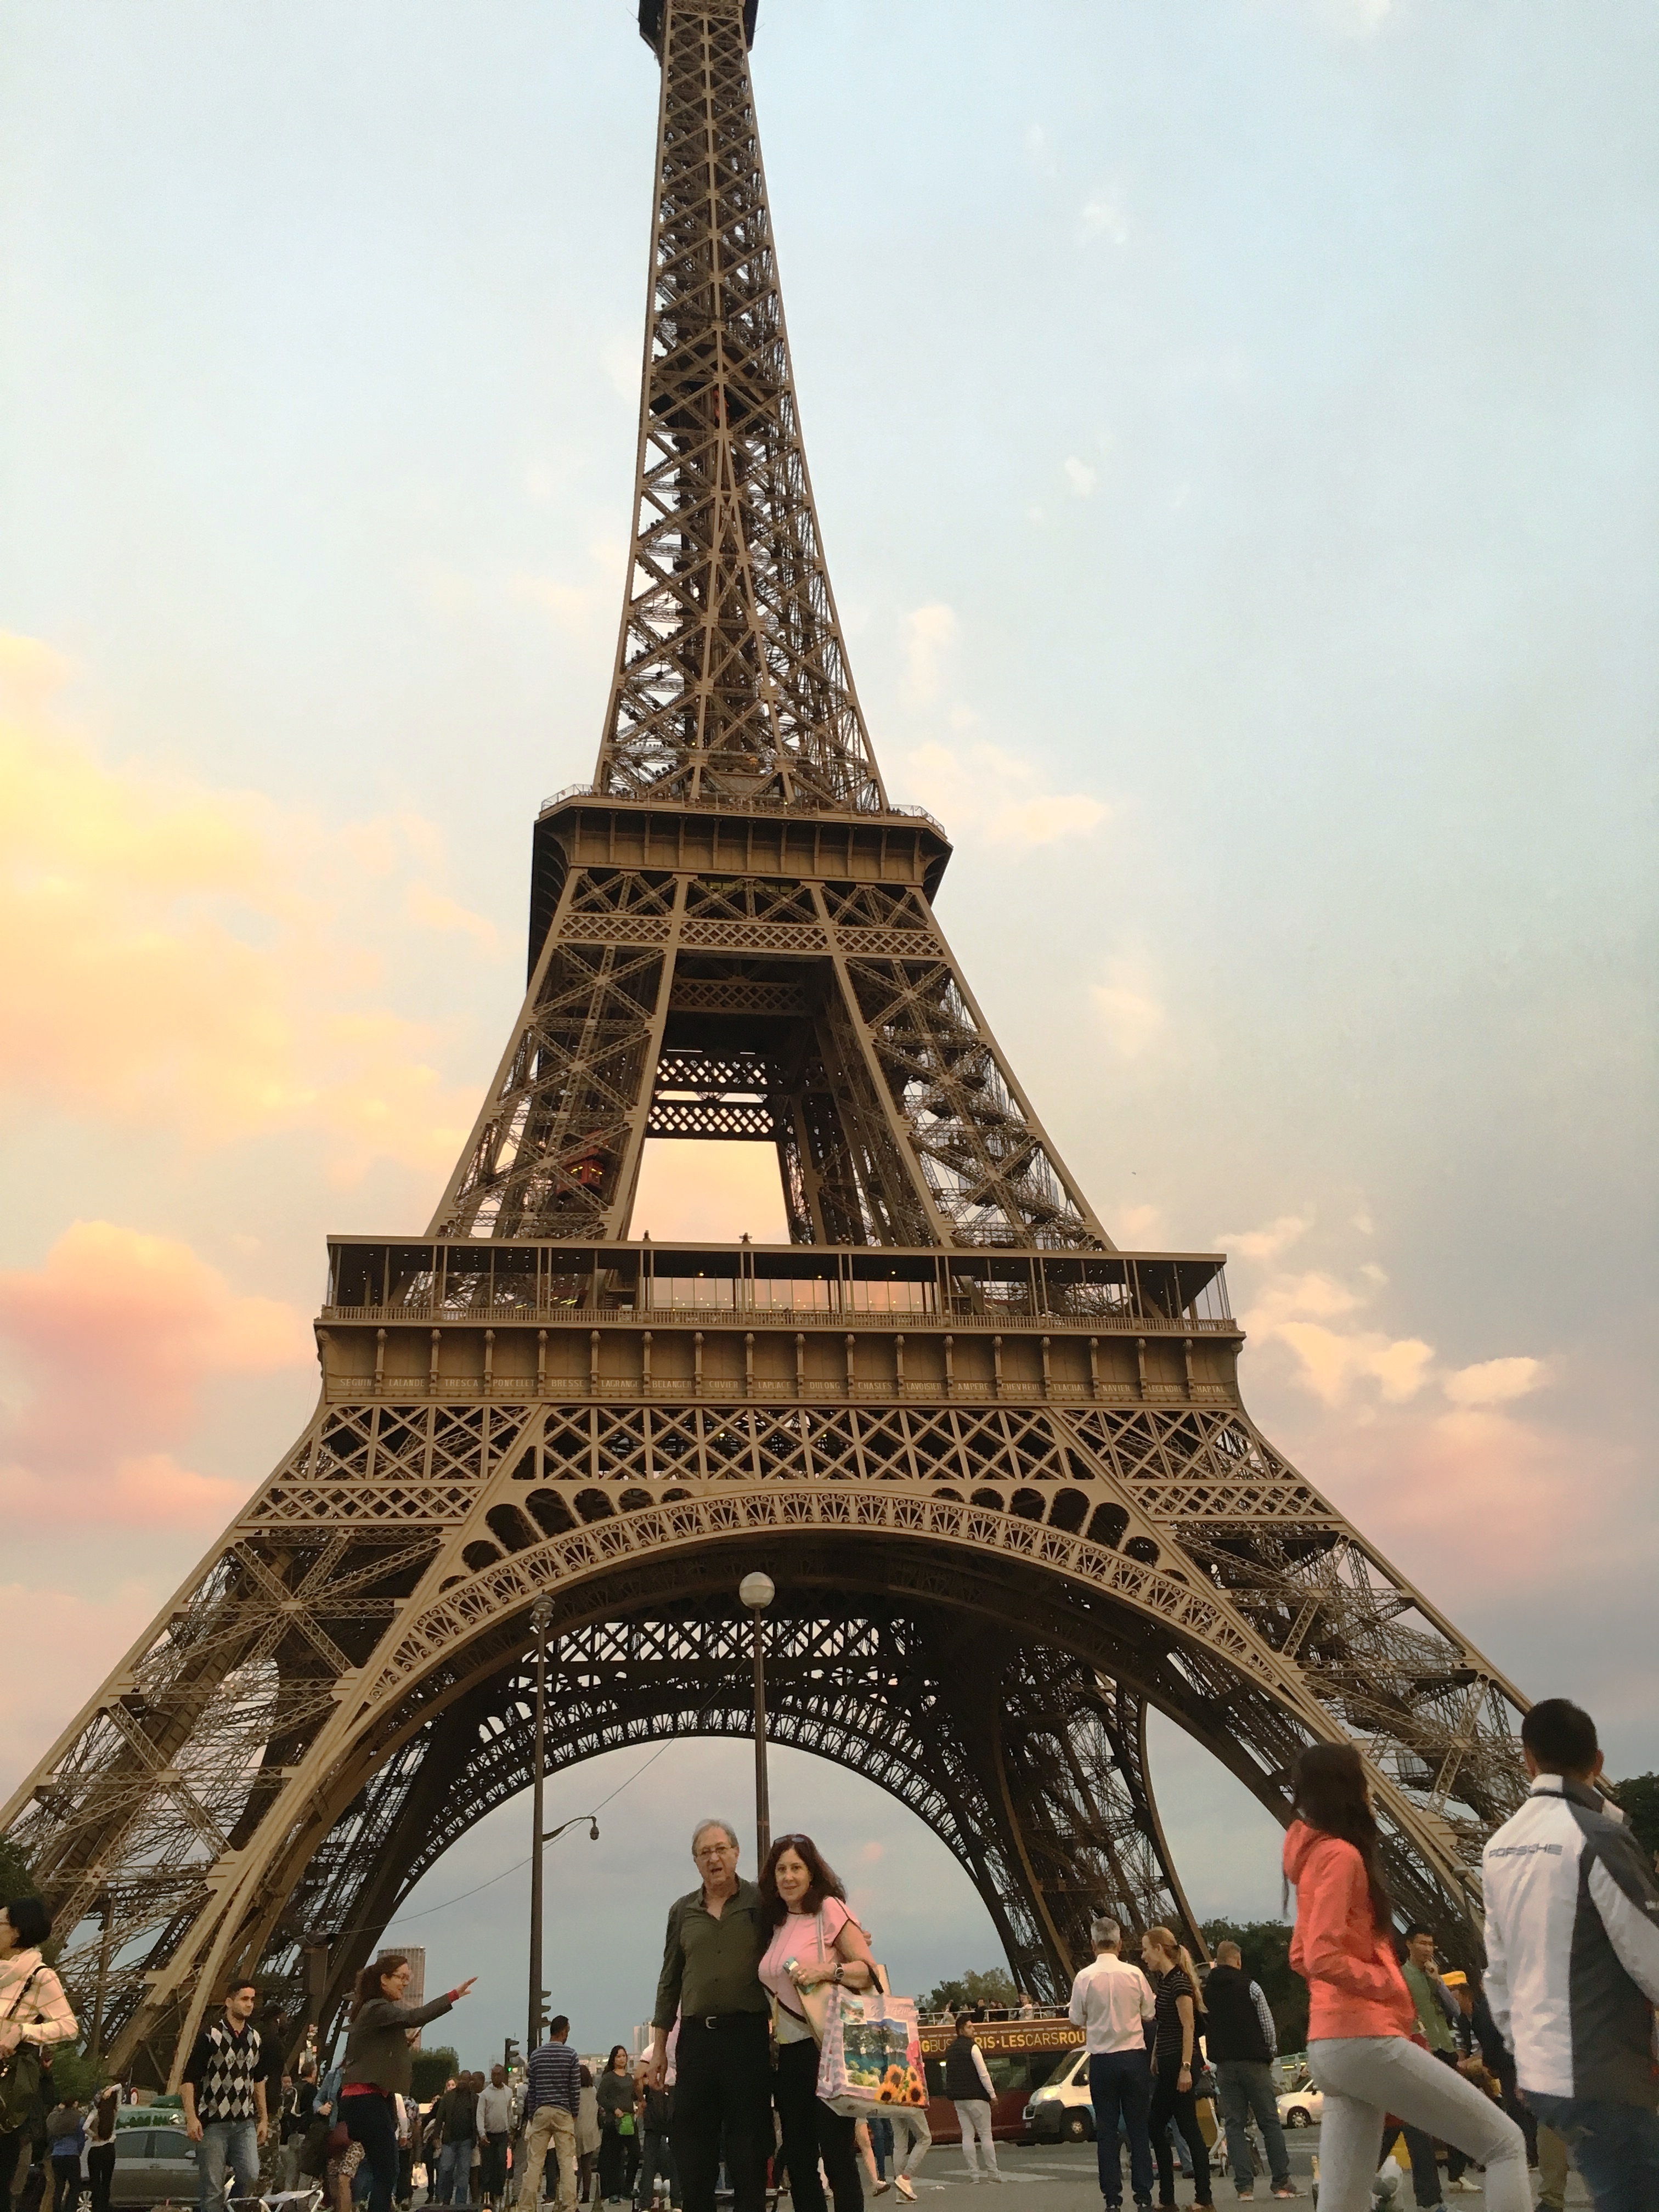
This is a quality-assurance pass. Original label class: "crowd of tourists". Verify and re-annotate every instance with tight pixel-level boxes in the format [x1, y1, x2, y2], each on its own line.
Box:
[0, 1695, 1654, 2212]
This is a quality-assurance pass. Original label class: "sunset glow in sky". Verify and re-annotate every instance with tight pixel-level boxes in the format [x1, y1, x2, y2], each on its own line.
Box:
[2, 0, 1653, 2052]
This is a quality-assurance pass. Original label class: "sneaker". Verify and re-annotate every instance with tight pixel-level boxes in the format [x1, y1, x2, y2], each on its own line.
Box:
[1270, 2189, 1300, 2200]
[1449, 2185, 1482, 2197]
[873, 2189, 890, 2199]
[895, 2185, 916, 2204]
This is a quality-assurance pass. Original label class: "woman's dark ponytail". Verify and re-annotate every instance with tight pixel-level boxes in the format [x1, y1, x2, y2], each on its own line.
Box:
[1289, 1742, 1393, 1932]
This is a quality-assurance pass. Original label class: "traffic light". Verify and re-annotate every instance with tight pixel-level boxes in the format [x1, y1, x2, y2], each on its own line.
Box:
[504, 2036, 521, 2073]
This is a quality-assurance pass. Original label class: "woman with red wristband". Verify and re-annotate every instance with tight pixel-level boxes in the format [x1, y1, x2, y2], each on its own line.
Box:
[1284, 1744, 1527, 2211]
[341, 1954, 476, 2212]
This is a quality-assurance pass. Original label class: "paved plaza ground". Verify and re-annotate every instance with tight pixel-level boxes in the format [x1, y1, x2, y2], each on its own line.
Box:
[899, 2136, 1592, 2205]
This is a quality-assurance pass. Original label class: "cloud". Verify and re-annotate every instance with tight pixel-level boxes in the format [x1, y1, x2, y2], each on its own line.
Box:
[0, 634, 489, 1176]
[1244, 1269, 1434, 1406]
[1092, 960, 1166, 1058]
[1064, 456, 1098, 498]
[509, 537, 625, 642]
[1310, 1398, 1649, 1598]
[901, 604, 957, 707]
[0, 1579, 163, 1792]
[1239, 1250, 1548, 1422]
[0, 1221, 311, 1533]
[899, 740, 1109, 850]
[1272, 1319, 1435, 1406]
[1443, 1356, 1545, 1408]
[1218, 1212, 1312, 1261]
[1024, 124, 1058, 180]
[405, 881, 499, 953]
[1079, 190, 1129, 245]
[1114, 1203, 1168, 1249]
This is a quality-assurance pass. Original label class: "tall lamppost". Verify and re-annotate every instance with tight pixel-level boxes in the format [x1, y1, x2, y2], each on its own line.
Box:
[527, 1598, 552, 2054]
[740, 1572, 776, 1865]
[527, 1597, 599, 2051]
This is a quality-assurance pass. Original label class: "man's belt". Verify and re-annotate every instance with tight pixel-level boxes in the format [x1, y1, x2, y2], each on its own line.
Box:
[689, 2011, 766, 2030]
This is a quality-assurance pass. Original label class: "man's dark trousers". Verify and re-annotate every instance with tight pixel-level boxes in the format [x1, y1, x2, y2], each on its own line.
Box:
[669, 2016, 772, 2212]
[1400, 2123, 1443, 2208]
[1215, 2059, 1293, 2192]
[1525, 2095, 1659, 2212]
[1088, 2050, 1153, 2207]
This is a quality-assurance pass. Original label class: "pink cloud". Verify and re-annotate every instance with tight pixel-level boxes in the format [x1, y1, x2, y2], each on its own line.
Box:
[1296, 1397, 1648, 1595]
[0, 1221, 311, 1530]
[0, 1578, 162, 1797]
[0, 635, 489, 1177]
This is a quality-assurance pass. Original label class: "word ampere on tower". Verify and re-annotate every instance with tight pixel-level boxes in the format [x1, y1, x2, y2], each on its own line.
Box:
[2, 0, 1528, 2081]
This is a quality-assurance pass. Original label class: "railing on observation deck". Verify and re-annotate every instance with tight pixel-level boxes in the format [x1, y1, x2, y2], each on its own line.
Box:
[539, 778, 949, 842]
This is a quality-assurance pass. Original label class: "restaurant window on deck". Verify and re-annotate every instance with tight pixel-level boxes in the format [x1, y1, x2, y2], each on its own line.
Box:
[387, 1244, 438, 1312]
[945, 1259, 1035, 1317]
[1040, 1257, 1136, 1322]
[845, 1257, 936, 1315]
[751, 1265, 836, 1312]
[329, 1244, 385, 1311]
[650, 1276, 737, 1309]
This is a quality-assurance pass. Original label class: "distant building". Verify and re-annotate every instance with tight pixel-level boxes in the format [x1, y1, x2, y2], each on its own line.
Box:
[402, 1948, 427, 2046]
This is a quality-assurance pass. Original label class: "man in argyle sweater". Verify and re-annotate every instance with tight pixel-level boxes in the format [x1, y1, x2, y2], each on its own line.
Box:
[182, 1978, 269, 2212]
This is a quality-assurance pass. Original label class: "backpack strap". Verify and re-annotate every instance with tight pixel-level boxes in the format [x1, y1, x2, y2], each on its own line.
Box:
[2, 1968, 43, 2026]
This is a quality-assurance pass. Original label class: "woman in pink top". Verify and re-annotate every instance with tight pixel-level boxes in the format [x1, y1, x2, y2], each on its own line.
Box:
[1283, 1743, 1527, 2212]
[758, 1833, 877, 2212]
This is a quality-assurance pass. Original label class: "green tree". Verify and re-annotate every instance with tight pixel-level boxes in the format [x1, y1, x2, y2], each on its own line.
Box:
[1611, 1771, 1659, 1861]
[919, 1967, 1019, 2017]
[1201, 1920, 1308, 2056]
[0, 1837, 37, 1902]
[410, 2047, 461, 2103]
[42, 2046, 102, 2103]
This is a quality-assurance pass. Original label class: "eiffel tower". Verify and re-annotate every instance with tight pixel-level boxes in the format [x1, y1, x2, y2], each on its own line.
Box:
[3, 0, 1530, 2084]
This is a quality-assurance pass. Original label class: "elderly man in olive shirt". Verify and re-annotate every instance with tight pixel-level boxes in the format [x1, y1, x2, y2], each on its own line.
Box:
[647, 1818, 771, 2212]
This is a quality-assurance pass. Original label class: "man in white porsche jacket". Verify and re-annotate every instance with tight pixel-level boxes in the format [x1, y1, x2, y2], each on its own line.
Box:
[1482, 1697, 1659, 2211]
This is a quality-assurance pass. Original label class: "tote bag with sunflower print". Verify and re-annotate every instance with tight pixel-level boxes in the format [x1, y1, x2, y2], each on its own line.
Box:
[815, 1974, 928, 2119]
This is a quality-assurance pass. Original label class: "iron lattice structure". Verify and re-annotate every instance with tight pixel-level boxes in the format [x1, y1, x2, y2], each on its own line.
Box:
[3, 0, 1529, 2087]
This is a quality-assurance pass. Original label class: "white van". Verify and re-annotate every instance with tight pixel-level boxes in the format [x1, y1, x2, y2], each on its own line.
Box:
[1022, 2046, 1096, 2143]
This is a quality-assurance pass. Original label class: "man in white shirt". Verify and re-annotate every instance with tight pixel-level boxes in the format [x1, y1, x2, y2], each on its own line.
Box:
[1067, 1914, 1156, 2212]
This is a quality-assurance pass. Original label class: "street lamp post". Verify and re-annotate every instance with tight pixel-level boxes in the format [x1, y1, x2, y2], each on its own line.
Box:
[739, 1572, 776, 1864]
[527, 1597, 600, 2052]
[527, 1597, 552, 2053]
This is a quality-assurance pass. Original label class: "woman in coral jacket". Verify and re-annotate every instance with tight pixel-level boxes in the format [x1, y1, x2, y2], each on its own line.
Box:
[1283, 1743, 1530, 2212]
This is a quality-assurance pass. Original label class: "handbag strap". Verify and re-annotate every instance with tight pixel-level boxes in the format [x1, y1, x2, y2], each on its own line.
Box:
[775, 1909, 823, 2021]
[2, 1968, 42, 2028]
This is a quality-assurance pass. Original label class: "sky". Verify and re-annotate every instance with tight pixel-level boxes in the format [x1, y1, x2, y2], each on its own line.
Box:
[1, 0, 1655, 2062]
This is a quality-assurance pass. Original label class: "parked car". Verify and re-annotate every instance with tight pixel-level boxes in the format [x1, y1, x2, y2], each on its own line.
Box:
[1277, 2074, 1324, 2129]
[110, 2125, 201, 2206]
[1022, 2047, 1094, 2143]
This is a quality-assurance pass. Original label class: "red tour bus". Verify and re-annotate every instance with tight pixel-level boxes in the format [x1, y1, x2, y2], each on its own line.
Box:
[917, 2015, 1084, 2145]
